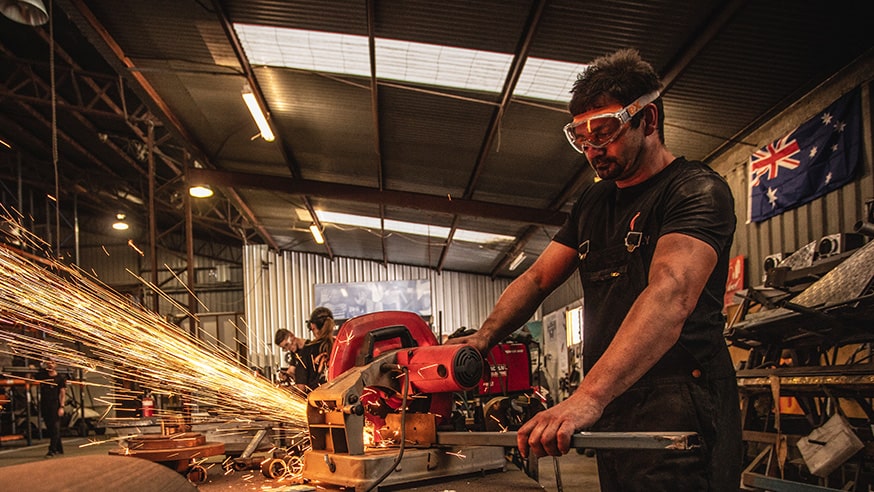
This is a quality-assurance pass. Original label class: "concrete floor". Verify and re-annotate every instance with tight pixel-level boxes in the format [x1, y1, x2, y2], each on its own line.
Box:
[0, 431, 600, 491]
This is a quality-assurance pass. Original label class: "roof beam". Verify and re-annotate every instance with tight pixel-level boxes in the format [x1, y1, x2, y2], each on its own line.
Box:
[436, 0, 548, 271]
[660, 0, 748, 92]
[57, 0, 279, 251]
[366, 0, 388, 267]
[211, 0, 331, 259]
[0, 44, 147, 178]
[188, 168, 567, 227]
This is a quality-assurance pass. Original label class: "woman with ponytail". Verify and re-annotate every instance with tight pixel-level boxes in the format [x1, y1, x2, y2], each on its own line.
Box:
[293, 307, 335, 392]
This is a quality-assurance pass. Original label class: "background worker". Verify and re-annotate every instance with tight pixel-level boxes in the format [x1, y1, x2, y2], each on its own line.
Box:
[36, 359, 66, 457]
[294, 307, 335, 392]
[274, 328, 306, 386]
[449, 48, 741, 491]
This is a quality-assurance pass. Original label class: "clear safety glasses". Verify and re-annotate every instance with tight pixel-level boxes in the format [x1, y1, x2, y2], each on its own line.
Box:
[563, 90, 660, 152]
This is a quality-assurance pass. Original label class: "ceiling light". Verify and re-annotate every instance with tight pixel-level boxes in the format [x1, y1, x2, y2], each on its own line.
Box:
[189, 184, 214, 198]
[112, 213, 129, 231]
[509, 251, 527, 271]
[309, 224, 324, 244]
[241, 82, 275, 142]
[0, 0, 48, 26]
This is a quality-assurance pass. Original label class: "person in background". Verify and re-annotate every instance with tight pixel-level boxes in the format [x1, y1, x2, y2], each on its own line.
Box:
[294, 307, 335, 392]
[275, 328, 306, 355]
[448, 48, 740, 491]
[37, 359, 66, 457]
[274, 328, 307, 386]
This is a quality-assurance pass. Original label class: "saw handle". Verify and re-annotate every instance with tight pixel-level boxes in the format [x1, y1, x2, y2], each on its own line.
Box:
[358, 325, 418, 365]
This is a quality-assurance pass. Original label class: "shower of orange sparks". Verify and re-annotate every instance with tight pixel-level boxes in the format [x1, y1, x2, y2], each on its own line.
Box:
[0, 217, 309, 433]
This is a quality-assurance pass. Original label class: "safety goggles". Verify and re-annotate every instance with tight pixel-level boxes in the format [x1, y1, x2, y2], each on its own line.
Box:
[563, 90, 660, 152]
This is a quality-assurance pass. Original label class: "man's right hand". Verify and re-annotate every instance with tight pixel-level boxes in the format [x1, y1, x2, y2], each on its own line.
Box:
[517, 391, 605, 458]
[443, 332, 491, 356]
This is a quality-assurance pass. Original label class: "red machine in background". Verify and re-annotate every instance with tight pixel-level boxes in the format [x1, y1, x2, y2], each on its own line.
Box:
[474, 340, 544, 432]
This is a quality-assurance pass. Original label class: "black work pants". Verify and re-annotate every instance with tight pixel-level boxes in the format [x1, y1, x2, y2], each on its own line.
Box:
[42, 409, 63, 454]
[592, 374, 742, 492]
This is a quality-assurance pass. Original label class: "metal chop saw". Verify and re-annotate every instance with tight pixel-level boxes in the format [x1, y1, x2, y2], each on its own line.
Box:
[301, 311, 698, 491]
[301, 310, 507, 490]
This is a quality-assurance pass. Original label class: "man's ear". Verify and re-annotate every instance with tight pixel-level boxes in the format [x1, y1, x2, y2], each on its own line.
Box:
[642, 104, 658, 136]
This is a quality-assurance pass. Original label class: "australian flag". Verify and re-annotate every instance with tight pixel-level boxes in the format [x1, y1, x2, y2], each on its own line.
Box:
[749, 87, 861, 223]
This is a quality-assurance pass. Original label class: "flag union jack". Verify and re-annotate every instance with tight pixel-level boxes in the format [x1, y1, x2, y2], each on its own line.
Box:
[748, 87, 861, 223]
[750, 135, 800, 187]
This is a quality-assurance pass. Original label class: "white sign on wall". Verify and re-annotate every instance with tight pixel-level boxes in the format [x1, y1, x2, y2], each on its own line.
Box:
[542, 309, 568, 402]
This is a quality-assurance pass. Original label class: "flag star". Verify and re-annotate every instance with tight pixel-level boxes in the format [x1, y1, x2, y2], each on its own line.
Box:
[821, 112, 833, 125]
[831, 143, 838, 152]
[809, 146, 818, 158]
[825, 172, 833, 184]
[766, 187, 778, 207]
[834, 120, 846, 132]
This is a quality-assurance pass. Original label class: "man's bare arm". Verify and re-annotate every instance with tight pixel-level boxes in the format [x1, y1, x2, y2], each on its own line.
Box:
[519, 232, 719, 457]
[449, 241, 579, 353]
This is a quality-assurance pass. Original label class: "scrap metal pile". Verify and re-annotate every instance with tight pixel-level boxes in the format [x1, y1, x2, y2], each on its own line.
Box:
[725, 201, 874, 491]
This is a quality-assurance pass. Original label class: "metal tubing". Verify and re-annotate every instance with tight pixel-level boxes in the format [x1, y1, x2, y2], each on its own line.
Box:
[436, 431, 699, 450]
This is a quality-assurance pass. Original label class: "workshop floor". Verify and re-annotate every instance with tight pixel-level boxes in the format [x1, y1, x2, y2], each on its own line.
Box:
[0, 432, 600, 491]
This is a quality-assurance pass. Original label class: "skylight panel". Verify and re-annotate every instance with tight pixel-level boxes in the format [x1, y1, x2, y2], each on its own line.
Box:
[515, 57, 588, 102]
[313, 211, 513, 244]
[234, 24, 584, 103]
[375, 38, 512, 93]
[454, 229, 515, 244]
[237, 24, 371, 77]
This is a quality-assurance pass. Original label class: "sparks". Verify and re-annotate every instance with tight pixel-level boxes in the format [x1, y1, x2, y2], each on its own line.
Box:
[0, 224, 309, 431]
[126, 239, 144, 256]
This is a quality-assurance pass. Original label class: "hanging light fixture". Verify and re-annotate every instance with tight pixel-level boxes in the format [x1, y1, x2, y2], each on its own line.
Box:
[309, 223, 324, 244]
[0, 0, 48, 25]
[241, 82, 275, 142]
[112, 213, 129, 231]
[188, 184, 214, 198]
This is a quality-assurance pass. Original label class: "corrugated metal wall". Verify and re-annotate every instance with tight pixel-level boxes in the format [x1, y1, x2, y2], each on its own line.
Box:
[242, 244, 513, 368]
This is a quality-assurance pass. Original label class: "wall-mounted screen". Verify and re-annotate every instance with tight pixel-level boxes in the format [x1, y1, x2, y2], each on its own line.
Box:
[313, 279, 431, 321]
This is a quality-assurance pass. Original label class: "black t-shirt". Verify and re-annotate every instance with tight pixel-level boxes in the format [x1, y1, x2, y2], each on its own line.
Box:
[553, 157, 736, 379]
[36, 369, 67, 411]
[294, 341, 329, 390]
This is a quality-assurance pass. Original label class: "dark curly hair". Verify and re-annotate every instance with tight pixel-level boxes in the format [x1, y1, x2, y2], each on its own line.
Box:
[569, 49, 665, 143]
[274, 328, 292, 346]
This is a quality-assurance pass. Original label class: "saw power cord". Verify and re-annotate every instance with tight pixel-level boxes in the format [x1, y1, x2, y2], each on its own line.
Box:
[365, 365, 410, 492]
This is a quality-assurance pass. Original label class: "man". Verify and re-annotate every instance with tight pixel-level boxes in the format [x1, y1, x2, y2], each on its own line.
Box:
[450, 49, 741, 490]
[37, 359, 66, 457]
[275, 328, 305, 354]
[275, 328, 306, 386]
